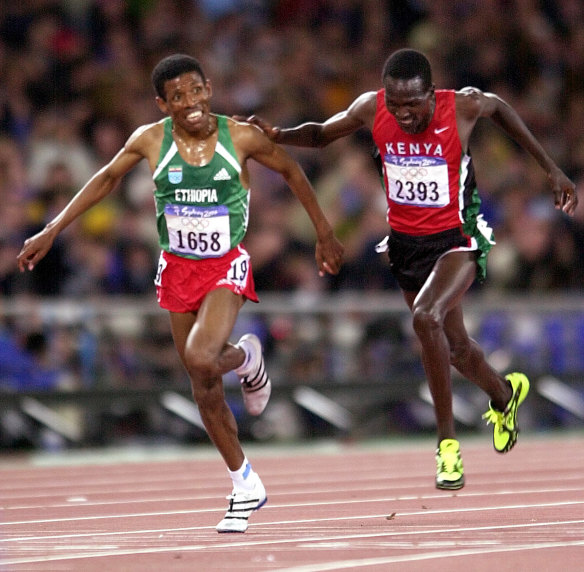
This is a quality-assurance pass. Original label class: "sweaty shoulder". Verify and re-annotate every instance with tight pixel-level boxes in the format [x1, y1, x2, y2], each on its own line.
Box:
[348, 90, 378, 126]
[124, 119, 166, 172]
[455, 87, 485, 120]
[454, 87, 490, 150]
[126, 120, 165, 154]
[228, 116, 271, 157]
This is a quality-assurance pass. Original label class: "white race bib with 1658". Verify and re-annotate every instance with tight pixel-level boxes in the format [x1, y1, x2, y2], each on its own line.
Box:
[165, 204, 230, 258]
[385, 155, 449, 208]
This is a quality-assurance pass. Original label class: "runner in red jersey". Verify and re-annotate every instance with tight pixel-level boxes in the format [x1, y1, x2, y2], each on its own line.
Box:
[244, 48, 578, 490]
[373, 89, 473, 235]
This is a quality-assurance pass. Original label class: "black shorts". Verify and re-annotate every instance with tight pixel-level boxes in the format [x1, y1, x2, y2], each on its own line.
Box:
[386, 228, 477, 292]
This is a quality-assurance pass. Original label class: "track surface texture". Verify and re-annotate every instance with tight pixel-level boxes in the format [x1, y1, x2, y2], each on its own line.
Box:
[1, 433, 583, 571]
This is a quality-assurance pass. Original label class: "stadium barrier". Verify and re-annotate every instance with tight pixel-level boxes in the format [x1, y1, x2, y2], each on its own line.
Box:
[1, 293, 583, 450]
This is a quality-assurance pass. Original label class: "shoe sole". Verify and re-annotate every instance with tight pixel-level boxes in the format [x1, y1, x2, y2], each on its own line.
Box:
[216, 497, 268, 533]
[436, 476, 465, 490]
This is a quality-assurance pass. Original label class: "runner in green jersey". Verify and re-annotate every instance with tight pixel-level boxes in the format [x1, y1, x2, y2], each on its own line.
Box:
[17, 54, 344, 533]
[152, 113, 251, 259]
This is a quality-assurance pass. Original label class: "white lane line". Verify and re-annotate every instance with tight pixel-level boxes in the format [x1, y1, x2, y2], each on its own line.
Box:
[4, 483, 584, 511]
[276, 540, 584, 571]
[2, 519, 584, 566]
[3, 468, 584, 503]
[2, 495, 584, 527]
[259, 500, 584, 534]
[2, 499, 584, 542]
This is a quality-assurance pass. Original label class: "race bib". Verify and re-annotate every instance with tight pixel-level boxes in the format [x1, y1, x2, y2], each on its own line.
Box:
[385, 155, 449, 207]
[165, 204, 230, 258]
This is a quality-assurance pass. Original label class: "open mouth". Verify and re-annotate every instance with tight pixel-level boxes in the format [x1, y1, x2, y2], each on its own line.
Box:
[398, 119, 415, 131]
[186, 110, 203, 122]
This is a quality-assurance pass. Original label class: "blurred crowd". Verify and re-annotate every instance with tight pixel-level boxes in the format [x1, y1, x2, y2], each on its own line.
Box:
[1, 0, 584, 397]
[1, 0, 583, 299]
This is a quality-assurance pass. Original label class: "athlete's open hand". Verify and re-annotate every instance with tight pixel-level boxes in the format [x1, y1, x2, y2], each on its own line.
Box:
[17, 228, 56, 272]
[549, 168, 578, 216]
[234, 115, 280, 142]
[316, 233, 344, 277]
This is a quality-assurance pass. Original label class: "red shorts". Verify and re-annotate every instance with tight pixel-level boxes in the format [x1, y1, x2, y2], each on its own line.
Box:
[155, 245, 259, 313]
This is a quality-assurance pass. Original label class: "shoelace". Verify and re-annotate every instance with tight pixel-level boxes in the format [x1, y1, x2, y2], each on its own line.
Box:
[482, 407, 504, 428]
[483, 381, 523, 428]
[224, 492, 260, 508]
[439, 446, 460, 473]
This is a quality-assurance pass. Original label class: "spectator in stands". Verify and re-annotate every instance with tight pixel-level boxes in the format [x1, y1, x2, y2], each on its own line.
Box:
[1, 0, 583, 454]
[0, 329, 59, 391]
[0, 1, 582, 299]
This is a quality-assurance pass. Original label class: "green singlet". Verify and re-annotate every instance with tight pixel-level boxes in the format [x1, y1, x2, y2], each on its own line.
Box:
[152, 114, 250, 260]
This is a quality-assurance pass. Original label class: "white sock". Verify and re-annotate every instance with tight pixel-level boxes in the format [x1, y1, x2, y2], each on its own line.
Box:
[233, 343, 252, 376]
[228, 457, 259, 492]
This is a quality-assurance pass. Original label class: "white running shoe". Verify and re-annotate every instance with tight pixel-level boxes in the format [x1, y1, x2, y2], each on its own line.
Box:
[216, 479, 267, 533]
[236, 334, 271, 416]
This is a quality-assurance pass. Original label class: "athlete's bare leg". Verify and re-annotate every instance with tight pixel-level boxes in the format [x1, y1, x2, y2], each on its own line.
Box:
[169, 288, 247, 470]
[443, 304, 511, 411]
[403, 251, 511, 442]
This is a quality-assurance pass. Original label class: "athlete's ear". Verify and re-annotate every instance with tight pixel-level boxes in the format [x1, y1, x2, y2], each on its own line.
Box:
[155, 96, 169, 115]
[205, 79, 213, 98]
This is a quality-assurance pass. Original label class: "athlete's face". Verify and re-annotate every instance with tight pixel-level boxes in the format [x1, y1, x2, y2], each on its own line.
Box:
[383, 76, 435, 135]
[156, 71, 213, 134]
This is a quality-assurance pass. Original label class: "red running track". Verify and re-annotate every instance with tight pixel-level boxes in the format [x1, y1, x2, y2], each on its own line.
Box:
[1, 433, 583, 571]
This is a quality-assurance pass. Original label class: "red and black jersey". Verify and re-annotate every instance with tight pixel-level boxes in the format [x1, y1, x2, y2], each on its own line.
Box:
[372, 89, 479, 237]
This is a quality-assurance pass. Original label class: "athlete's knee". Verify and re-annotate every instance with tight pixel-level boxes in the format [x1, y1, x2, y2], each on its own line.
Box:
[183, 344, 220, 382]
[412, 304, 443, 337]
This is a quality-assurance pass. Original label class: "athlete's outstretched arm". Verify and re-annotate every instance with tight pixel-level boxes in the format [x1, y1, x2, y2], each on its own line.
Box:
[457, 88, 578, 215]
[244, 91, 378, 148]
[17, 128, 148, 272]
[233, 122, 344, 275]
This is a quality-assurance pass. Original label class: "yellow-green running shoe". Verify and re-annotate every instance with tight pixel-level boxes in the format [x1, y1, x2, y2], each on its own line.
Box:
[482, 372, 530, 454]
[435, 438, 465, 490]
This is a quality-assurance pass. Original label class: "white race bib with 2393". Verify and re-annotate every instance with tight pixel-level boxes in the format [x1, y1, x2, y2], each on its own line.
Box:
[385, 155, 449, 208]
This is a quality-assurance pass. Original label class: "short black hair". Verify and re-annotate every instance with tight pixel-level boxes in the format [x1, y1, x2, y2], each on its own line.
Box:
[381, 49, 432, 91]
[151, 54, 206, 99]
